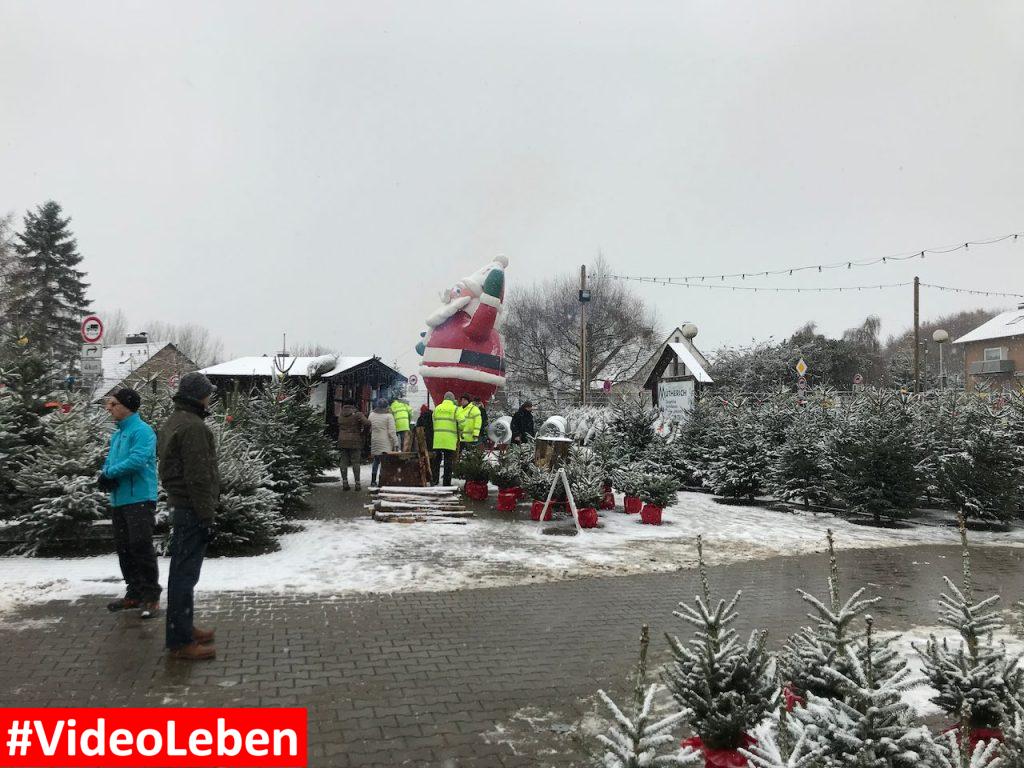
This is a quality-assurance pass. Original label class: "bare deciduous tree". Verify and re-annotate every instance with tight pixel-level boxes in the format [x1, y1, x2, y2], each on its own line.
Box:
[143, 320, 225, 367]
[503, 255, 659, 404]
[289, 342, 339, 357]
[95, 308, 129, 345]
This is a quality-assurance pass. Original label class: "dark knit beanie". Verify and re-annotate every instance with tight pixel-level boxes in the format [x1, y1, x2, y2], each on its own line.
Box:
[177, 371, 214, 402]
[113, 388, 142, 412]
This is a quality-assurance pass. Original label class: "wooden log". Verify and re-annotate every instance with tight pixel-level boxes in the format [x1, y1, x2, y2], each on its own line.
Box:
[373, 502, 466, 512]
[372, 513, 468, 524]
[416, 426, 432, 486]
[374, 509, 474, 519]
[372, 486, 456, 495]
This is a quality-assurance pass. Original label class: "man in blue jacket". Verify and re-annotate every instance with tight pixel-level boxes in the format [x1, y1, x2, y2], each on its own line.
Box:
[99, 388, 161, 619]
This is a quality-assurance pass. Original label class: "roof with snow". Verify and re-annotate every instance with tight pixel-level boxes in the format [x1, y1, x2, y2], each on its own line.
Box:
[200, 355, 405, 381]
[953, 306, 1024, 345]
[666, 342, 713, 383]
[93, 341, 174, 397]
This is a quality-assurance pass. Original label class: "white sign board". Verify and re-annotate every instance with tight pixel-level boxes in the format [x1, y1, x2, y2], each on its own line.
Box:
[81, 315, 104, 343]
[657, 379, 696, 423]
[80, 343, 104, 376]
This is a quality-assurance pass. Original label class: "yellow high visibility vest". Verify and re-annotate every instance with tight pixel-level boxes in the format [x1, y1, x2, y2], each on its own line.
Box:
[390, 401, 411, 432]
[457, 404, 480, 441]
[432, 400, 459, 450]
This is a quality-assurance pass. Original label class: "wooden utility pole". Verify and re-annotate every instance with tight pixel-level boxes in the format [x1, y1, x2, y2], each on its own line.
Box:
[580, 264, 588, 405]
[913, 276, 921, 393]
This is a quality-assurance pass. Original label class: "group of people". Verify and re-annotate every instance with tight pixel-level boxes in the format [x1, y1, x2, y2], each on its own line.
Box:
[97, 371, 222, 662]
[337, 393, 536, 488]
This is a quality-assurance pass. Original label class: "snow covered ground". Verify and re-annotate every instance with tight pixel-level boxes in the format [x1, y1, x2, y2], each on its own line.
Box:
[1, 491, 1023, 620]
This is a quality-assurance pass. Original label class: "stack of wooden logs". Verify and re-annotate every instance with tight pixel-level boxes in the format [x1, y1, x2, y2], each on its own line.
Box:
[366, 486, 474, 524]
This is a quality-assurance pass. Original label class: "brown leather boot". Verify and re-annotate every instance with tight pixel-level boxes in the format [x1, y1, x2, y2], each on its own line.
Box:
[139, 602, 160, 620]
[107, 597, 140, 612]
[168, 642, 216, 661]
[192, 627, 215, 644]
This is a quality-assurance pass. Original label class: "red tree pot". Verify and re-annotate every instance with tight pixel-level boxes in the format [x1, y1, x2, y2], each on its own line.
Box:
[577, 507, 599, 528]
[530, 500, 553, 521]
[681, 734, 756, 768]
[599, 490, 615, 510]
[942, 725, 1004, 751]
[640, 504, 663, 525]
[496, 489, 518, 511]
[623, 495, 643, 514]
[464, 480, 489, 501]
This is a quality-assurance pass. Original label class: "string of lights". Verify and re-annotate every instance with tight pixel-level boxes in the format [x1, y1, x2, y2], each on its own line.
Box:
[603, 229, 1022, 284]
[601, 276, 1024, 298]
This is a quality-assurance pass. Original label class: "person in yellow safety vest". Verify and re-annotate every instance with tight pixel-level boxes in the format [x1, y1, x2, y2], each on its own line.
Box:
[389, 398, 412, 450]
[431, 392, 459, 486]
[456, 394, 481, 444]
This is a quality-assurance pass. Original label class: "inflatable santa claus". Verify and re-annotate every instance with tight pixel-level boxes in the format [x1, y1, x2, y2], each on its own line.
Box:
[416, 255, 507, 406]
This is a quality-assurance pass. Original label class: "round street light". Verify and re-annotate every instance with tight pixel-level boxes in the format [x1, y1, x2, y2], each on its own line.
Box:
[933, 329, 949, 389]
[681, 323, 699, 340]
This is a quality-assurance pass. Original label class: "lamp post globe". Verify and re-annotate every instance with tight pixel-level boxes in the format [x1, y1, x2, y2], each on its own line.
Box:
[681, 323, 698, 340]
[933, 329, 949, 389]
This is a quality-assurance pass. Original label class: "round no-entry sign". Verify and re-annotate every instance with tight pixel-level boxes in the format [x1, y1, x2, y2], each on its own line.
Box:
[81, 315, 104, 343]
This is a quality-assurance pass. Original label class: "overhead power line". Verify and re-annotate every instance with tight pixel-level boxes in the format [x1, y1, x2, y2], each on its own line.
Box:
[604, 229, 1022, 284]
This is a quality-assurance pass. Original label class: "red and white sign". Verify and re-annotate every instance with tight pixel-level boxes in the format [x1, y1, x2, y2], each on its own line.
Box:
[853, 373, 864, 386]
[81, 315, 104, 343]
[408, 374, 418, 387]
[168, 373, 181, 389]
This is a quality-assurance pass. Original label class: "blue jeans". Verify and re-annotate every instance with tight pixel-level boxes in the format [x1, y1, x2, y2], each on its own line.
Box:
[165, 507, 210, 649]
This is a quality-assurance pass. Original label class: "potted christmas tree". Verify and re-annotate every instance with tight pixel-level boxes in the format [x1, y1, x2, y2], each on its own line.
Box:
[638, 473, 680, 525]
[491, 443, 533, 510]
[566, 446, 604, 529]
[455, 448, 490, 501]
[524, 465, 558, 521]
[916, 515, 1024, 747]
[614, 465, 645, 514]
[664, 537, 776, 766]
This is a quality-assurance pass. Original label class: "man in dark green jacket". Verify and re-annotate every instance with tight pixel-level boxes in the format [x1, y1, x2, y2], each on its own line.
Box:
[158, 372, 220, 661]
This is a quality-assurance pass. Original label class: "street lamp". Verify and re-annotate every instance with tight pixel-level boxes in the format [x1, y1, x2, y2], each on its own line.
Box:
[933, 329, 949, 389]
[681, 323, 699, 340]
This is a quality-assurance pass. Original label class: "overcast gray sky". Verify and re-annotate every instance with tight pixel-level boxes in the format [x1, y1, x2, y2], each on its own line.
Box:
[2, 1, 1022, 372]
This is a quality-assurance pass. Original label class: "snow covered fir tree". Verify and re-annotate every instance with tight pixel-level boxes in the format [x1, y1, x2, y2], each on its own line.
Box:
[3, 201, 90, 377]
[12, 401, 109, 555]
[663, 536, 777, 752]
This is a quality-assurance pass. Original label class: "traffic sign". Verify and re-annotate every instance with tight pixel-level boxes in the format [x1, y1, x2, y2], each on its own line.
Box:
[168, 373, 181, 389]
[795, 358, 808, 377]
[603, 380, 612, 393]
[408, 374, 418, 387]
[853, 373, 864, 386]
[80, 358, 103, 376]
[81, 315, 104, 343]
[81, 343, 103, 360]
[797, 376, 807, 391]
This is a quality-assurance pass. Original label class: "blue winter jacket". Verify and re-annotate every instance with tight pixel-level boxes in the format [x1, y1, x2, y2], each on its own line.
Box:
[102, 412, 159, 507]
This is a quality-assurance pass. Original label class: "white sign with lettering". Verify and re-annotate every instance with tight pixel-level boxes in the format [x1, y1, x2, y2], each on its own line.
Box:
[657, 379, 696, 423]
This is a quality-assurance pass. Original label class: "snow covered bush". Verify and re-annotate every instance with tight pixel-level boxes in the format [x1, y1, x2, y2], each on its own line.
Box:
[489, 442, 533, 489]
[596, 685, 700, 768]
[12, 401, 110, 555]
[564, 446, 606, 508]
[455, 447, 490, 483]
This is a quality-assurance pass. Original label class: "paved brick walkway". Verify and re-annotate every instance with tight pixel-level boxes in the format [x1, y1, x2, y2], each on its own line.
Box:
[2, 543, 1024, 766]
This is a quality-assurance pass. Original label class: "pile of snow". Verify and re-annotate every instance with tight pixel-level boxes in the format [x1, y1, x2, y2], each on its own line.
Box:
[2, 493, 1024, 622]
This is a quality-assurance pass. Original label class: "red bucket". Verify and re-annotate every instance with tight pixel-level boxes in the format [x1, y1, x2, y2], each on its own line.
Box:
[599, 490, 615, 510]
[640, 504, 663, 525]
[577, 507, 599, 528]
[464, 480, 489, 501]
[530, 500, 553, 521]
[623, 495, 643, 515]
[496, 489, 518, 511]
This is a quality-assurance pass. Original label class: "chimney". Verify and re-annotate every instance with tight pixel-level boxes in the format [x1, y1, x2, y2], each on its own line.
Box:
[1018, 302, 1024, 310]
[126, 332, 149, 345]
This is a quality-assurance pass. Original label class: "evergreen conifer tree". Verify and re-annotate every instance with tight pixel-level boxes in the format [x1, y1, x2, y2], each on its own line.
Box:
[663, 536, 777, 750]
[207, 421, 284, 555]
[781, 530, 901, 703]
[794, 616, 936, 767]
[769, 405, 832, 508]
[5, 202, 90, 374]
[704, 405, 769, 499]
[916, 516, 1024, 730]
[937, 420, 1020, 525]
[830, 390, 921, 524]
[12, 401, 109, 555]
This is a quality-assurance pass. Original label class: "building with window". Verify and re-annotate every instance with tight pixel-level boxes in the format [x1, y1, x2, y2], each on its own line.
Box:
[952, 303, 1024, 391]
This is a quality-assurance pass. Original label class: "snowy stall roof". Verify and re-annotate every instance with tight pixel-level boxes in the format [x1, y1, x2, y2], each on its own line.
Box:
[953, 306, 1024, 345]
[201, 355, 376, 379]
[665, 342, 713, 383]
[92, 341, 173, 398]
